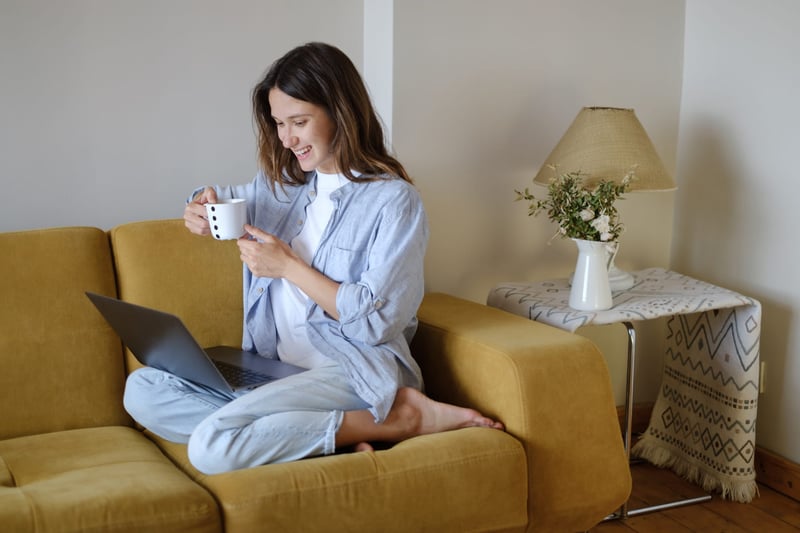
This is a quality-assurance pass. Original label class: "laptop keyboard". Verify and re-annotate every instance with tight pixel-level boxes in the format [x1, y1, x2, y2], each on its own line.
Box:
[213, 360, 271, 387]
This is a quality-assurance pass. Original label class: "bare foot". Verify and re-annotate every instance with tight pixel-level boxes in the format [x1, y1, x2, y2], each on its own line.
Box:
[388, 387, 504, 439]
[335, 388, 503, 451]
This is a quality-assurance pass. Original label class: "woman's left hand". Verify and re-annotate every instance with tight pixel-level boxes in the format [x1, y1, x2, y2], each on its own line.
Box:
[237, 224, 299, 279]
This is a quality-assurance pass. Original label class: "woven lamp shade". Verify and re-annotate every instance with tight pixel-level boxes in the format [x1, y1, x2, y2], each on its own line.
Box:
[533, 107, 676, 191]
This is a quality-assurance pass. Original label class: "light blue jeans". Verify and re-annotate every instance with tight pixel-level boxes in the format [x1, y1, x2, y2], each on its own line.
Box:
[123, 361, 370, 474]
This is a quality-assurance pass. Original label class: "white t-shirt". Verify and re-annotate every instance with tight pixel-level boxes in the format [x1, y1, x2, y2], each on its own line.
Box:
[270, 171, 349, 369]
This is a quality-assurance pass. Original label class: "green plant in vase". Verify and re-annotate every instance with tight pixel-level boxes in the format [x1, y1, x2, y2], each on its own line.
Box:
[515, 167, 634, 243]
[515, 166, 635, 311]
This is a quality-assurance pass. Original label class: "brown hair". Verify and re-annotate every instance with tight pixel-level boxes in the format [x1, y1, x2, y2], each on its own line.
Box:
[252, 42, 411, 187]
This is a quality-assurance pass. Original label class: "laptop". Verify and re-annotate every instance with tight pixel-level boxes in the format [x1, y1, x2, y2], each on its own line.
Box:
[86, 292, 305, 393]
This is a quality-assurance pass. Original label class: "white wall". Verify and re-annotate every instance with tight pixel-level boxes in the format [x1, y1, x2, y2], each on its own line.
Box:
[393, 0, 683, 303]
[677, 0, 800, 463]
[0, 0, 363, 231]
[392, 0, 685, 404]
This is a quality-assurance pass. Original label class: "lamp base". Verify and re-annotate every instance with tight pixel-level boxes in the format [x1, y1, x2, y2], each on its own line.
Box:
[608, 264, 634, 292]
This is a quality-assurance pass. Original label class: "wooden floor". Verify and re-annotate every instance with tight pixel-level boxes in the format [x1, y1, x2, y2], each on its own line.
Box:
[589, 461, 800, 532]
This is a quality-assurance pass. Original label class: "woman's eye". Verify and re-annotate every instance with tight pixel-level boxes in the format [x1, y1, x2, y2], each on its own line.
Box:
[294, 121, 306, 127]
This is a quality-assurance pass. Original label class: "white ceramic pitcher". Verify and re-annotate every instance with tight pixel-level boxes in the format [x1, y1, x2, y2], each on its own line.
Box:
[569, 238, 613, 311]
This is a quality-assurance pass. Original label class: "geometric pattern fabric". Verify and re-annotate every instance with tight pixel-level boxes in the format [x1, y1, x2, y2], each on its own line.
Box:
[487, 268, 761, 502]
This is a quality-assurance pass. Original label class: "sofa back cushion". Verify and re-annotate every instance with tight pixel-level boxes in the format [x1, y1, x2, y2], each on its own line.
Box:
[110, 219, 243, 372]
[0, 227, 129, 439]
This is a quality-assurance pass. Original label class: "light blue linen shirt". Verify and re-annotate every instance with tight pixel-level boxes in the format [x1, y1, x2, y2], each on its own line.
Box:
[202, 171, 429, 421]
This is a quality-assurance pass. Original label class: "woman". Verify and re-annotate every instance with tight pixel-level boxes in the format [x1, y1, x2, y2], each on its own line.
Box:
[124, 42, 502, 475]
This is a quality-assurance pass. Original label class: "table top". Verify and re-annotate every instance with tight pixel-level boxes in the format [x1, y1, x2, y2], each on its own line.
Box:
[488, 267, 759, 333]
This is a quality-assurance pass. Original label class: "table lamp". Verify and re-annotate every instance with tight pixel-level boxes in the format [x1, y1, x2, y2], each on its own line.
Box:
[533, 106, 676, 291]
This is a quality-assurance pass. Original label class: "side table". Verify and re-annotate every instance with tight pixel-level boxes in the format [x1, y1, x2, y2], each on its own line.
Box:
[487, 268, 761, 518]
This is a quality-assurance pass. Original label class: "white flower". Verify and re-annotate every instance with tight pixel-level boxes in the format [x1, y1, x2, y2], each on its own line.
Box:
[515, 170, 632, 242]
[590, 214, 610, 234]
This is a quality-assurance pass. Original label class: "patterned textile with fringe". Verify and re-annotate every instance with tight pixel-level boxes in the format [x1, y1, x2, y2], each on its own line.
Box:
[488, 268, 761, 502]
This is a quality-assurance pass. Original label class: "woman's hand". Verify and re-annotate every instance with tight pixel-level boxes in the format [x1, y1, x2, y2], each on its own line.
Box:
[239, 224, 341, 319]
[184, 187, 218, 236]
[237, 225, 298, 279]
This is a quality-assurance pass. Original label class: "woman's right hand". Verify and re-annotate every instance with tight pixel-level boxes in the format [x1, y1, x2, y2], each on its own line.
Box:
[184, 187, 218, 236]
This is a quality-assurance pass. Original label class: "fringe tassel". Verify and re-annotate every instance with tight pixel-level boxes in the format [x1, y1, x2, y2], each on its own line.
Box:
[632, 437, 760, 503]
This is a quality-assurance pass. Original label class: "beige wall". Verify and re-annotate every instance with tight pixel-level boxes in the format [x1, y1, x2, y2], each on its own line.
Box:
[393, 1, 682, 301]
[392, 0, 684, 404]
[677, 0, 800, 463]
[0, 0, 363, 231]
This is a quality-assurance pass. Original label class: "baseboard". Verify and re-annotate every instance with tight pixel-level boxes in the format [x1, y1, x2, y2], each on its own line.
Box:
[617, 402, 800, 503]
[755, 447, 800, 503]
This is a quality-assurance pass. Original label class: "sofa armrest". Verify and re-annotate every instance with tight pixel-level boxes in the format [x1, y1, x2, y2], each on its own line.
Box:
[412, 293, 631, 532]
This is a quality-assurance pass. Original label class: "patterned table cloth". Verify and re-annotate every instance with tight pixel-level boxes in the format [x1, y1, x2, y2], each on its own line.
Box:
[487, 267, 761, 502]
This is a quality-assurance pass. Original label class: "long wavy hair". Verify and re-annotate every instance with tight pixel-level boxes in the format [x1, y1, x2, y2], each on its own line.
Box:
[252, 42, 410, 187]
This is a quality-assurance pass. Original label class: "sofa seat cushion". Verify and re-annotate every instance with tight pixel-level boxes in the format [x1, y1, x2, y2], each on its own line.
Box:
[151, 427, 527, 533]
[0, 426, 220, 533]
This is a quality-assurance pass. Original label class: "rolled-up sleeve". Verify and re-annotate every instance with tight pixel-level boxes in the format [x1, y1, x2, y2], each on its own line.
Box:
[334, 184, 428, 345]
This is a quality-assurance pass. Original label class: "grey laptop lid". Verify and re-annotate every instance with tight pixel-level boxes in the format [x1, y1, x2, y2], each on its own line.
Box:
[86, 292, 304, 392]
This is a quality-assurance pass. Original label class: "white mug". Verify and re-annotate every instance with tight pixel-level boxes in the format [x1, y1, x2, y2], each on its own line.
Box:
[205, 199, 247, 240]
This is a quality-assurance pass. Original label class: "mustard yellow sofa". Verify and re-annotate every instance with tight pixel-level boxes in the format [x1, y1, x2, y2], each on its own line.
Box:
[0, 219, 630, 532]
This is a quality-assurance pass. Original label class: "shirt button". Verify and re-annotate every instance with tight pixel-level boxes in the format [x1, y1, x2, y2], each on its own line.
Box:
[297, 219, 303, 226]
[374, 300, 384, 309]
[258, 287, 264, 294]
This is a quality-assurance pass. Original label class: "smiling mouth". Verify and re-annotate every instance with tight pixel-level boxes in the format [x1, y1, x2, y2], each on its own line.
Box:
[294, 146, 311, 159]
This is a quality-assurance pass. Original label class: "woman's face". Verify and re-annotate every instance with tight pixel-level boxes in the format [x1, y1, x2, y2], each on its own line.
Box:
[269, 88, 338, 174]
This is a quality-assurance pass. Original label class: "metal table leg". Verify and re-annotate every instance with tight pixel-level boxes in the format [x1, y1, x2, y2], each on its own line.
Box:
[605, 321, 712, 521]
